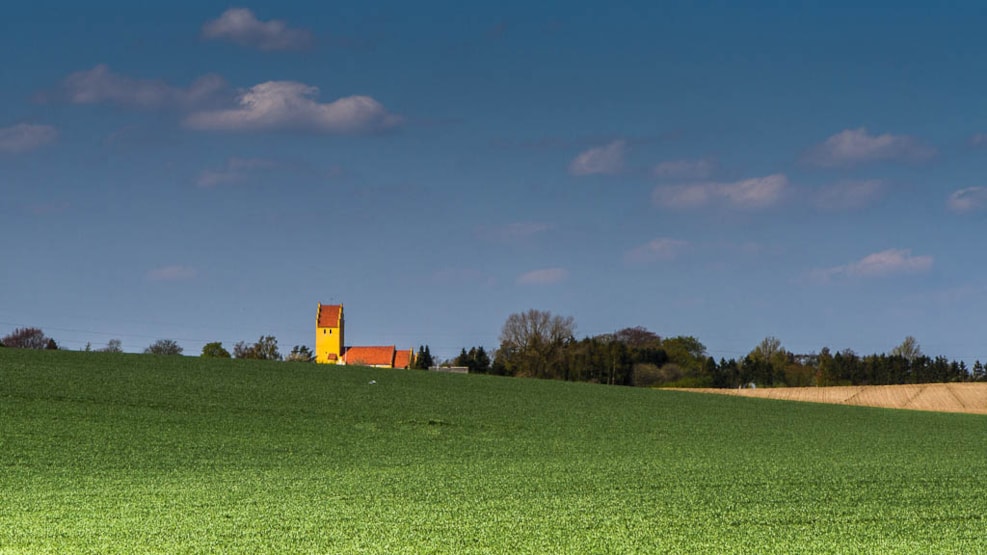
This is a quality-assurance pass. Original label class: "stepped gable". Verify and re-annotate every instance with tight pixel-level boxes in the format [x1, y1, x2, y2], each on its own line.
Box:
[318, 304, 342, 328]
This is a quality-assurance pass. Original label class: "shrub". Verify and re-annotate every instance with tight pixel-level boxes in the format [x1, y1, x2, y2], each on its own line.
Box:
[286, 345, 314, 362]
[201, 342, 232, 358]
[233, 336, 281, 361]
[144, 339, 183, 356]
[2, 327, 55, 350]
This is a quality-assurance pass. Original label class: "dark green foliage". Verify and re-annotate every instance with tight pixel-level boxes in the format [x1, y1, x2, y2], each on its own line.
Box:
[144, 339, 183, 356]
[613, 326, 661, 348]
[486, 312, 979, 388]
[490, 320, 675, 385]
[454, 346, 491, 373]
[2, 348, 987, 552]
[200, 342, 231, 358]
[413, 344, 434, 369]
[233, 336, 281, 360]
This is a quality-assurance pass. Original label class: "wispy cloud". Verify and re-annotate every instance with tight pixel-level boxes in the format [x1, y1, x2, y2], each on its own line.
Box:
[476, 222, 552, 243]
[517, 267, 568, 285]
[146, 265, 198, 282]
[810, 249, 933, 283]
[0, 124, 58, 153]
[652, 158, 714, 180]
[202, 8, 313, 51]
[50, 65, 229, 110]
[625, 238, 689, 264]
[568, 140, 626, 176]
[947, 187, 987, 213]
[196, 157, 278, 187]
[969, 134, 987, 147]
[814, 179, 885, 210]
[653, 174, 788, 209]
[184, 81, 403, 133]
[803, 128, 936, 168]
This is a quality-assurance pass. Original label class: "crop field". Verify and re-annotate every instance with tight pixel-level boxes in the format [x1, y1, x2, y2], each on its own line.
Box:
[2, 349, 987, 553]
[678, 383, 987, 415]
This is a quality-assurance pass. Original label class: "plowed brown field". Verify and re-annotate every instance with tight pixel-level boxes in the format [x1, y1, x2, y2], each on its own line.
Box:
[674, 383, 987, 415]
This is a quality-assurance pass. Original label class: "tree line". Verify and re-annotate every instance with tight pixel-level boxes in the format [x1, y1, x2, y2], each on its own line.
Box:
[0, 328, 314, 362]
[1, 327, 437, 367]
[453, 310, 987, 388]
[6, 318, 987, 387]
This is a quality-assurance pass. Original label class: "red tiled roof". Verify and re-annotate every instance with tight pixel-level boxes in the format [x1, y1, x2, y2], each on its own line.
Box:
[393, 349, 412, 369]
[317, 304, 342, 328]
[344, 345, 395, 367]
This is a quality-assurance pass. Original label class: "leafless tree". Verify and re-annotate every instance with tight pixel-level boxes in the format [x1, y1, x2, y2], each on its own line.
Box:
[1, 327, 55, 350]
[144, 339, 183, 356]
[891, 336, 922, 362]
[497, 309, 575, 378]
[99, 339, 123, 353]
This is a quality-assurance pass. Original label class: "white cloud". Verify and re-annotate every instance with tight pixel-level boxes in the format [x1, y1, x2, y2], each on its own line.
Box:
[184, 81, 403, 133]
[652, 159, 714, 180]
[947, 187, 987, 213]
[517, 267, 568, 285]
[625, 238, 689, 264]
[814, 179, 885, 210]
[56, 65, 228, 110]
[568, 140, 626, 176]
[0, 124, 58, 153]
[146, 265, 198, 282]
[202, 7, 313, 51]
[653, 174, 788, 209]
[803, 127, 936, 168]
[196, 157, 277, 187]
[847, 249, 932, 277]
[811, 249, 933, 283]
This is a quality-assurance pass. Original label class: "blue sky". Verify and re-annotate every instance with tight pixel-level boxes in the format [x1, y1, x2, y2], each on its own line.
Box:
[4, 1, 987, 363]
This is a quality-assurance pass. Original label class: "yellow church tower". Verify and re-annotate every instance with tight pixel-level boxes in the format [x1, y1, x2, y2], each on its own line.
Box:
[316, 303, 344, 364]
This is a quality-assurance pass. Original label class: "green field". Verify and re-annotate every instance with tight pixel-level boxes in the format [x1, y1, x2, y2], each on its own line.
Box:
[2, 349, 986, 553]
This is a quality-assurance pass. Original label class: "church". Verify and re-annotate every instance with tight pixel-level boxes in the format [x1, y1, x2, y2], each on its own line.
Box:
[315, 303, 413, 368]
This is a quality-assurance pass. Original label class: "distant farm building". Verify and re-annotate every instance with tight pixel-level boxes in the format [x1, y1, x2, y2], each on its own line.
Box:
[315, 303, 414, 368]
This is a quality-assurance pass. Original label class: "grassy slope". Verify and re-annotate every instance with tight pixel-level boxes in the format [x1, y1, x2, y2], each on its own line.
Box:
[1, 349, 986, 554]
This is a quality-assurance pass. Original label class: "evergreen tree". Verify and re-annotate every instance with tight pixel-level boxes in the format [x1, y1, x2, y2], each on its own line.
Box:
[413, 345, 435, 369]
[473, 346, 491, 373]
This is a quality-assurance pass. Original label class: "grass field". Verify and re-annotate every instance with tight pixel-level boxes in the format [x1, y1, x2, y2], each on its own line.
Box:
[2, 349, 987, 553]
